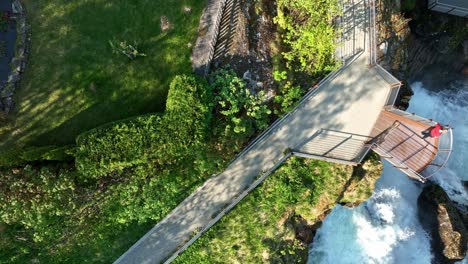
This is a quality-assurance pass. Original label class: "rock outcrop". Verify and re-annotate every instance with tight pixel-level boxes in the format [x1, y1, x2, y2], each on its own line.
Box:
[418, 185, 467, 263]
[339, 153, 384, 208]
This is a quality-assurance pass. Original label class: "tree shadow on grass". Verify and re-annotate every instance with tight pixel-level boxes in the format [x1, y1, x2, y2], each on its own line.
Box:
[1, 0, 207, 148]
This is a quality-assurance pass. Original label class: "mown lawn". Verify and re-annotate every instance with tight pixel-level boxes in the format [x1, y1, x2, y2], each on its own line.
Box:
[0, 0, 205, 149]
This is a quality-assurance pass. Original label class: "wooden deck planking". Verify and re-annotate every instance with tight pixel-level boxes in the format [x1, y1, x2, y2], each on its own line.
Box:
[371, 110, 438, 172]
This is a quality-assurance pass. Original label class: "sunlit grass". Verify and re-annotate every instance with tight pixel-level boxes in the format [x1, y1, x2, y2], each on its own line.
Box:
[1, 0, 205, 149]
[175, 158, 354, 263]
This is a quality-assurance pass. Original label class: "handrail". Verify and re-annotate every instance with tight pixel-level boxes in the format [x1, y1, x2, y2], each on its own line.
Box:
[369, 0, 377, 64]
[229, 57, 358, 165]
[385, 106, 437, 127]
[420, 127, 453, 180]
[370, 109, 454, 182]
[294, 128, 374, 164]
[371, 142, 426, 182]
[162, 153, 292, 264]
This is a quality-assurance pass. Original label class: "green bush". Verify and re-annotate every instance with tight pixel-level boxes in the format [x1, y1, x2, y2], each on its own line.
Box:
[401, 0, 416, 12]
[274, 84, 305, 115]
[211, 69, 271, 137]
[75, 74, 213, 179]
[0, 165, 80, 244]
[274, 0, 340, 75]
[0, 148, 24, 167]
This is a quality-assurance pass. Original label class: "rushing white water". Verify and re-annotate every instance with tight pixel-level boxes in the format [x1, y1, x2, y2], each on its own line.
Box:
[408, 82, 468, 207]
[308, 81, 468, 263]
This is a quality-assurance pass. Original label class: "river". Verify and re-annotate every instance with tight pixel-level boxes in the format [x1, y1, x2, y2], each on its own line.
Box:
[308, 81, 468, 263]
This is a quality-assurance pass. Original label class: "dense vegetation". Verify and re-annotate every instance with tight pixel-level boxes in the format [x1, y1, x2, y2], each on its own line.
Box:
[274, 0, 341, 76]
[175, 156, 382, 263]
[211, 69, 271, 138]
[75, 75, 213, 179]
[0, 70, 275, 262]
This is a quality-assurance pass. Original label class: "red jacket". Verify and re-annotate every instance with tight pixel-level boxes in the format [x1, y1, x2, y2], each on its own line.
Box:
[430, 123, 442, 138]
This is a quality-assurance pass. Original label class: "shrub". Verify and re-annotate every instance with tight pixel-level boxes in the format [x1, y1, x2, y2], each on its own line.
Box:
[0, 165, 79, 244]
[274, 84, 305, 115]
[274, 0, 340, 75]
[75, 74, 213, 179]
[211, 69, 271, 137]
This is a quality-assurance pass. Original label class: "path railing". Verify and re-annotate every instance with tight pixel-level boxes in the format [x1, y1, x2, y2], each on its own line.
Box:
[293, 129, 373, 165]
[420, 127, 453, 180]
[369, 0, 377, 64]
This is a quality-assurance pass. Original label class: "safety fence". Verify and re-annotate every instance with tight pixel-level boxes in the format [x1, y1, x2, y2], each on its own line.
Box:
[293, 129, 373, 165]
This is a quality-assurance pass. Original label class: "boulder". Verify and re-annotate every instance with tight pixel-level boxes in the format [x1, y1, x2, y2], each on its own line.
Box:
[418, 185, 467, 263]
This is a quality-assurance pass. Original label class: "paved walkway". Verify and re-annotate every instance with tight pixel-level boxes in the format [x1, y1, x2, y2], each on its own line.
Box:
[115, 0, 393, 263]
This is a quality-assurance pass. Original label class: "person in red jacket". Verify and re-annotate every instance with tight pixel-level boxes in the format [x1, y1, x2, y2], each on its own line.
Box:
[421, 123, 448, 139]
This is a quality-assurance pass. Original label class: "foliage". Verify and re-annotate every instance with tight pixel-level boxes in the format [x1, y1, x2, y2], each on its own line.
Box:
[0, 165, 80, 246]
[0, 145, 75, 167]
[339, 153, 383, 205]
[274, 83, 305, 115]
[175, 158, 353, 263]
[401, 0, 416, 12]
[211, 69, 271, 137]
[274, 0, 340, 75]
[109, 40, 147, 59]
[76, 74, 213, 179]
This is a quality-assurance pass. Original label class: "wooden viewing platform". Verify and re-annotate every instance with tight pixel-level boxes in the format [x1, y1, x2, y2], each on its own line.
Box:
[371, 110, 437, 171]
[368, 108, 452, 182]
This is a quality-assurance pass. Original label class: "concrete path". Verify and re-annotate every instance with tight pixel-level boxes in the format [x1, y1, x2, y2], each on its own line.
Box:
[115, 0, 393, 263]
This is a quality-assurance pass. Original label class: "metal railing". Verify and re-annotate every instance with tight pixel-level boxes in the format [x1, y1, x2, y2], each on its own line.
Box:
[162, 153, 292, 264]
[385, 106, 437, 127]
[420, 127, 453, 180]
[371, 107, 454, 182]
[371, 143, 426, 182]
[369, 0, 377, 64]
[374, 65, 401, 106]
[294, 128, 373, 165]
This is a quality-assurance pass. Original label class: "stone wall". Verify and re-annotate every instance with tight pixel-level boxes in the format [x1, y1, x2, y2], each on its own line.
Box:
[0, 0, 30, 114]
[191, 0, 226, 76]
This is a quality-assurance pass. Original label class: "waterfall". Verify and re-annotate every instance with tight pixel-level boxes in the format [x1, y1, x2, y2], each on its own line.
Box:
[308, 80, 468, 263]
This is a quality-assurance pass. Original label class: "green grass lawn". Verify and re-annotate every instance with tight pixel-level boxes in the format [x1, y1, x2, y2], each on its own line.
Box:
[0, 0, 205, 149]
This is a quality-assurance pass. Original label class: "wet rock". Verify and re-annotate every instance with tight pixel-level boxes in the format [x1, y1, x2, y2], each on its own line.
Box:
[418, 185, 467, 262]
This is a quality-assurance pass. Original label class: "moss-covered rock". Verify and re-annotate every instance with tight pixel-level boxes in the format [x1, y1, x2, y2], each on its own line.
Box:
[339, 153, 384, 207]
